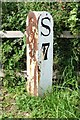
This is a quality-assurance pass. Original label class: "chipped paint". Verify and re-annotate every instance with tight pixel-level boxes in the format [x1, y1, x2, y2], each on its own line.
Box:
[26, 11, 40, 96]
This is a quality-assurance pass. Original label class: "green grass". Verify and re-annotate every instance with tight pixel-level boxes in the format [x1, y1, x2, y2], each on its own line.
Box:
[2, 83, 80, 118]
[15, 85, 80, 118]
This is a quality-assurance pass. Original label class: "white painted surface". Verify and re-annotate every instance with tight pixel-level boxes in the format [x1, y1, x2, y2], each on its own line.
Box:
[38, 12, 53, 96]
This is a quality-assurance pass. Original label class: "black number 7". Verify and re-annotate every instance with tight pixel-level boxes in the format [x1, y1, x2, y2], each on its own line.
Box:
[42, 43, 50, 60]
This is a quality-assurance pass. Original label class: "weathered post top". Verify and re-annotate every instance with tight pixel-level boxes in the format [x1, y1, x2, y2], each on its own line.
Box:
[26, 11, 53, 96]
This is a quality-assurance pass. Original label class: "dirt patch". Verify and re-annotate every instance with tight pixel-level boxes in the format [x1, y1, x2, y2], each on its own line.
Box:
[1, 87, 30, 118]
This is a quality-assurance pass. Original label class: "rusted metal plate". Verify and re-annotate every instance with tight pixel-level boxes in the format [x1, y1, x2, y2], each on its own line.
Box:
[26, 11, 53, 96]
[38, 12, 53, 96]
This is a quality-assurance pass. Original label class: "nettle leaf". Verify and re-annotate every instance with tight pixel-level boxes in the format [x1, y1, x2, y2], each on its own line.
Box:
[70, 8, 77, 15]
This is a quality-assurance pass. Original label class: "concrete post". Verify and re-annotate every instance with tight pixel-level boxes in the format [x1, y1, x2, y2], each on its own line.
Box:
[26, 11, 53, 96]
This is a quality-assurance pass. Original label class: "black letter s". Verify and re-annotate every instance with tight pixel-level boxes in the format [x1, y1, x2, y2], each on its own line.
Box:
[41, 17, 51, 36]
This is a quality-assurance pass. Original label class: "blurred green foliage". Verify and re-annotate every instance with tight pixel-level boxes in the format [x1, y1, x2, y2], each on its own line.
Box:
[1, 2, 80, 87]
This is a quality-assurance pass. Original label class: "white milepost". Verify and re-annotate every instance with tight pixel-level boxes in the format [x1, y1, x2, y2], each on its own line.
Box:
[38, 12, 53, 96]
[26, 11, 53, 96]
